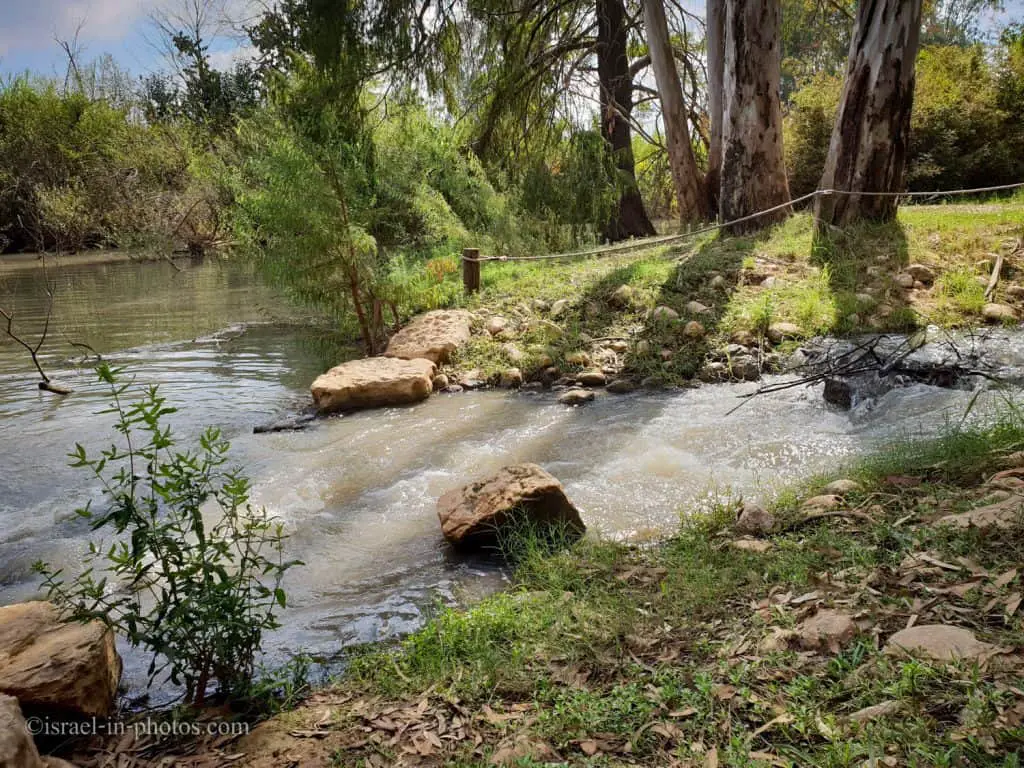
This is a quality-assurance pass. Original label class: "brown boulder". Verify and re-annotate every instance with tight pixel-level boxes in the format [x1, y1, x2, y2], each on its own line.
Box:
[0, 602, 121, 718]
[0, 695, 44, 768]
[795, 609, 858, 652]
[734, 502, 775, 537]
[884, 624, 1000, 663]
[311, 357, 435, 414]
[437, 464, 585, 551]
[383, 310, 473, 365]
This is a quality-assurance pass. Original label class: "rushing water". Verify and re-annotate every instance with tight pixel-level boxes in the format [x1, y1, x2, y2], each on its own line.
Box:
[0, 255, 1018, 701]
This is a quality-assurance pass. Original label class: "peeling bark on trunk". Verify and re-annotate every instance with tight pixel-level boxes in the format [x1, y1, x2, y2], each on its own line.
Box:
[642, 0, 708, 224]
[814, 0, 923, 228]
[598, 0, 657, 241]
[705, 0, 726, 216]
[719, 0, 790, 234]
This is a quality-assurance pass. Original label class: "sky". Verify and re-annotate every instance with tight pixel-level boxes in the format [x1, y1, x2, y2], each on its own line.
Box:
[1, 0, 1023, 80]
[0, 0, 258, 79]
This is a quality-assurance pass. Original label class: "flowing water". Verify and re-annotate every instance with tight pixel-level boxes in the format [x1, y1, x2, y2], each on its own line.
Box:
[1, 255, 1020, 701]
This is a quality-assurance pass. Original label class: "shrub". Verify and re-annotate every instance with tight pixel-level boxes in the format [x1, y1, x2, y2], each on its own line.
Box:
[35, 365, 298, 705]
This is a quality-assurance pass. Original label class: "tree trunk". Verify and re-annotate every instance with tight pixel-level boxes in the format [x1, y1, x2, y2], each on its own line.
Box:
[719, 0, 791, 234]
[597, 0, 657, 241]
[705, 0, 726, 217]
[643, 0, 709, 225]
[814, 0, 923, 229]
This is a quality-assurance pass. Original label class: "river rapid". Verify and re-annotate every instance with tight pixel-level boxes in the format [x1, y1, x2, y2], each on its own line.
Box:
[1, 255, 1019, 701]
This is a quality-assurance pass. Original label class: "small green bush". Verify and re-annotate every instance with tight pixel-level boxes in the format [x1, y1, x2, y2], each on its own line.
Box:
[35, 365, 299, 705]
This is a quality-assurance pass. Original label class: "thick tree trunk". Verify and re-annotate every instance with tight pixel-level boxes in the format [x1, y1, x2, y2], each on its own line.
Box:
[719, 0, 790, 234]
[597, 0, 657, 241]
[814, 0, 923, 228]
[705, 0, 726, 217]
[642, 0, 709, 225]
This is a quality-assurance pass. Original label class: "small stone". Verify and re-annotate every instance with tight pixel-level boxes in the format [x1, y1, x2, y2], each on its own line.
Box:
[936, 497, 1023, 530]
[905, 263, 936, 284]
[855, 293, 875, 306]
[487, 316, 509, 336]
[609, 284, 638, 309]
[803, 494, 843, 511]
[650, 305, 679, 322]
[685, 300, 710, 315]
[895, 273, 915, 289]
[584, 301, 602, 319]
[443, 384, 464, 394]
[536, 353, 554, 368]
[683, 320, 706, 339]
[822, 479, 861, 496]
[767, 322, 803, 344]
[710, 275, 727, 290]
[432, 373, 450, 392]
[566, 351, 592, 367]
[499, 368, 523, 388]
[609, 340, 629, 353]
[734, 502, 775, 536]
[848, 700, 901, 724]
[730, 538, 774, 553]
[503, 343, 524, 364]
[729, 355, 760, 381]
[549, 299, 570, 318]
[577, 370, 607, 387]
[558, 388, 595, 406]
[606, 379, 638, 394]
[521, 382, 544, 392]
[659, 348, 674, 362]
[796, 609, 858, 652]
[640, 376, 664, 389]
[982, 303, 1018, 323]
[884, 624, 999, 662]
[532, 298, 550, 312]
[698, 362, 728, 382]
[730, 330, 757, 347]
[635, 340, 652, 356]
[1006, 285, 1024, 300]
[913, 280, 926, 290]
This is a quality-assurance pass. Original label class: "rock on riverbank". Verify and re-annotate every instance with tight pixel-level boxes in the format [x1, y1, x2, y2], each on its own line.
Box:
[311, 357, 436, 414]
[384, 310, 474, 365]
[0, 602, 121, 718]
[437, 464, 585, 551]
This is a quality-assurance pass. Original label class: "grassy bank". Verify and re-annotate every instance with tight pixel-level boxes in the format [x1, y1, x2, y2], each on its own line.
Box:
[445, 201, 1024, 386]
[208, 404, 1024, 768]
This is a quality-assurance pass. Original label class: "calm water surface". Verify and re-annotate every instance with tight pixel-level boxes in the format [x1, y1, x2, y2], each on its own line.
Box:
[0, 255, 1008, 700]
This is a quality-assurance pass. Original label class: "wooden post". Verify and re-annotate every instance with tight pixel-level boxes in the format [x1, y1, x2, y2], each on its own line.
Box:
[462, 248, 481, 294]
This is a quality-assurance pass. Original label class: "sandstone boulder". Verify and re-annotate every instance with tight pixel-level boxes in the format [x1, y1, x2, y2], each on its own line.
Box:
[822, 478, 862, 496]
[383, 310, 473, 365]
[983, 303, 1018, 324]
[905, 263, 936, 284]
[558, 389, 595, 406]
[0, 602, 121, 718]
[650, 306, 679, 323]
[577, 370, 606, 387]
[311, 357, 435, 414]
[437, 464, 585, 550]
[767, 322, 804, 344]
[0, 695, 44, 768]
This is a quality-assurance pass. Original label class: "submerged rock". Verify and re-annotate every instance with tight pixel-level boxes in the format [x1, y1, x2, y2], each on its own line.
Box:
[436, 464, 585, 551]
[558, 389, 595, 406]
[311, 357, 435, 414]
[0, 602, 121, 718]
[384, 309, 473, 364]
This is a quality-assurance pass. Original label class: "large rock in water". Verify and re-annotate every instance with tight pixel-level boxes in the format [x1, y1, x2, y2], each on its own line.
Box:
[311, 357, 435, 414]
[437, 464, 585, 551]
[0, 602, 121, 718]
[384, 309, 474, 365]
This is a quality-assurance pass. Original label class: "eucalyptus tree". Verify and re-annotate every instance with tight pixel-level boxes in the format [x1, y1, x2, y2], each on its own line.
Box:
[814, 0, 924, 228]
[719, 0, 791, 233]
[642, 0, 708, 224]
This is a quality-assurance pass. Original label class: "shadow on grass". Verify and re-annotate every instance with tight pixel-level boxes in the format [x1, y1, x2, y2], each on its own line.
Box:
[812, 219, 915, 334]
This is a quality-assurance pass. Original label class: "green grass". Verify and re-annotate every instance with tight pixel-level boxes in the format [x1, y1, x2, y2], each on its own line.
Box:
[422, 201, 1024, 387]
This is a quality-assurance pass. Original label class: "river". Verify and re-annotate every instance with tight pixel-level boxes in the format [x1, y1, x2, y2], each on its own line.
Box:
[0, 255, 1015, 702]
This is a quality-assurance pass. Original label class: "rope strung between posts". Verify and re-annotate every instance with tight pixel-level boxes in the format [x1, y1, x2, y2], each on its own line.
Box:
[462, 181, 1024, 264]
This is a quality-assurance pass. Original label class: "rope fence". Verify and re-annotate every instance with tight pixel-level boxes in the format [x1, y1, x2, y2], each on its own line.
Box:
[459, 181, 1024, 293]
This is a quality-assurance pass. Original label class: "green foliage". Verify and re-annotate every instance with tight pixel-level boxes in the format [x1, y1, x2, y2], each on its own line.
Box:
[785, 73, 844, 198]
[34, 365, 298, 705]
[0, 78, 200, 252]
